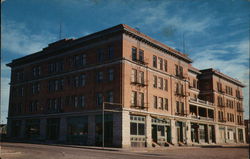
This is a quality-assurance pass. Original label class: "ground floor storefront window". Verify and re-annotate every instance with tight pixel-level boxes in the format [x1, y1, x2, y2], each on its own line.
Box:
[227, 128, 236, 142]
[219, 127, 226, 143]
[26, 119, 40, 139]
[151, 118, 171, 146]
[67, 116, 88, 145]
[11, 120, 21, 137]
[238, 129, 244, 142]
[130, 115, 146, 147]
[47, 118, 60, 140]
[95, 114, 113, 147]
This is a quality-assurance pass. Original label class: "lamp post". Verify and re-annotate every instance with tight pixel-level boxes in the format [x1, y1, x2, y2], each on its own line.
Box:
[102, 101, 122, 149]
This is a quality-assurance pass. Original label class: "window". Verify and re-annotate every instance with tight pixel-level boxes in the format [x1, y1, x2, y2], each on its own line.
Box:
[138, 92, 144, 107]
[158, 126, 165, 136]
[164, 60, 168, 72]
[175, 65, 183, 77]
[78, 96, 85, 107]
[31, 83, 40, 94]
[108, 69, 114, 81]
[97, 71, 104, 83]
[176, 101, 184, 114]
[159, 58, 163, 70]
[164, 79, 168, 91]
[153, 55, 157, 68]
[130, 123, 137, 135]
[32, 66, 41, 77]
[153, 75, 157, 88]
[16, 71, 24, 81]
[131, 91, 137, 106]
[29, 101, 38, 112]
[96, 93, 103, 106]
[138, 123, 145, 135]
[107, 91, 114, 103]
[49, 61, 64, 73]
[164, 98, 168, 110]
[217, 82, 222, 92]
[79, 74, 86, 87]
[108, 46, 114, 59]
[131, 69, 137, 83]
[138, 71, 144, 84]
[132, 47, 137, 61]
[158, 77, 163, 89]
[159, 97, 163, 109]
[139, 49, 144, 62]
[153, 96, 157, 109]
[97, 49, 104, 63]
[193, 79, 197, 88]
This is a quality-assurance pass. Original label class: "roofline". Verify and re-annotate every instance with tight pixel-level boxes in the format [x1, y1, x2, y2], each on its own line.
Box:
[200, 68, 245, 87]
[7, 24, 192, 68]
[188, 66, 201, 75]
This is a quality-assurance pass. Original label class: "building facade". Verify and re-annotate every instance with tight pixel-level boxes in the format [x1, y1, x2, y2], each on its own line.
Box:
[6, 24, 246, 147]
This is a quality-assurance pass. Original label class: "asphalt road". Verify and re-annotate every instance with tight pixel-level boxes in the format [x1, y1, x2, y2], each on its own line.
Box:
[1, 142, 249, 159]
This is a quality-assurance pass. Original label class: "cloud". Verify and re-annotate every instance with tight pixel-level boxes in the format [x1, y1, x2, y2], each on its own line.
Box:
[192, 39, 249, 119]
[2, 20, 57, 55]
[1, 77, 10, 124]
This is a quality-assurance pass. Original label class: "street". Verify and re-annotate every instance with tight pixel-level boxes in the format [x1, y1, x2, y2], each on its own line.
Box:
[1, 142, 249, 159]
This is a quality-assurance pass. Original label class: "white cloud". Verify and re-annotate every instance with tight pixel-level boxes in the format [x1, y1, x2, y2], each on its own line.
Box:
[2, 20, 57, 55]
[192, 39, 249, 119]
[1, 77, 10, 124]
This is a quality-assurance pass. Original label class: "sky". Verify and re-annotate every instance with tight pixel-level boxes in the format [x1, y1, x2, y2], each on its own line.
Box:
[1, 0, 249, 124]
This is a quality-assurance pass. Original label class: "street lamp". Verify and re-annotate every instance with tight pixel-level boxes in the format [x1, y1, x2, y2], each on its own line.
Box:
[102, 101, 122, 149]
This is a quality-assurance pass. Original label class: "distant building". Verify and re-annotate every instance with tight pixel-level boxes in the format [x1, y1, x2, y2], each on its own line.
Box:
[6, 24, 246, 147]
[0, 124, 7, 135]
[244, 120, 249, 143]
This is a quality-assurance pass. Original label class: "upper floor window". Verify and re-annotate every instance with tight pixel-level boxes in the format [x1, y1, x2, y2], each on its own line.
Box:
[153, 55, 157, 68]
[16, 71, 24, 81]
[138, 92, 144, 107]
[164, 79, 168, 91]
[74, 74, 86, 87]
[73, 54, 86, 67]
[97, 49, 104, 63]
[153, 96, 157, 109]
[139, 49, 144, 62]
[131, 69, 137, 83]
[164, 60, 168, 72]
[29, 100, 38, 112]
[193, 79, 197, 88]
[108, 69, 114, 81]
[32, 66, 41, 77]
[153, 75, 157, 88]
[175, 65, 183, 77]
[158, 77, 163, 89]
[132, 47, 137, 61]
[158, 97, 163, 109]
[131, 91, 137, 106]
[48, 98, 62, 112]
[97, 71, 104, 83]
[108, 46, 114, 59]
[138, 71, 144, 84]
[159, 58, 163, 70]
[164, 98, 168, 110]
[48, 79, 64, 92]
[176, 101, 184, 114]
[107, 91, 114, 103]
[96, 93, 103, 106]
[49, 61, 64, 73]
[31, 82, 40, 94]
[217, 82, 222, 92]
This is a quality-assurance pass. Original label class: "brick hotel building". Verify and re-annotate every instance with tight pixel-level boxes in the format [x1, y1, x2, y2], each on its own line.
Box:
[6, 24, 246, 147]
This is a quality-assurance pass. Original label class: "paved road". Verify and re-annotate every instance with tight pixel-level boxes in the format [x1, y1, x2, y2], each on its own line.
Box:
[1, 142, 249, 159]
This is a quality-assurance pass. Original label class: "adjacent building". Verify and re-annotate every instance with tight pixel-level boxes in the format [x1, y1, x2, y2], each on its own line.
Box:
[6, 24, 246, 147]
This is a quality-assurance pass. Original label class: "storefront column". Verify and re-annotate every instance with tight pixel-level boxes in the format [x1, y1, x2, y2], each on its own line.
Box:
[235, 127, 239, 143]
[242, 127, 246, 143]
[20, 119, 26, 139]
[39, 118, 46, 140]
[121, 110, 130, 148]
[59, 117, 67, 142]
[225, 126, 228, 143]
[146, 115, 152, 147]
[186, 121, 192, 145]
[113, 112, 122, 147]
[87, 115, 95, 146]
[215, 124, 220, 144]
[7, 119, 12, 138]
[207, 125, 210, 144]
[171, 120, 177, 145]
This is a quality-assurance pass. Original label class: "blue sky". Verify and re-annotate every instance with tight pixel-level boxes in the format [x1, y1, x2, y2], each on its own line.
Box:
[1, 0, 249, 123]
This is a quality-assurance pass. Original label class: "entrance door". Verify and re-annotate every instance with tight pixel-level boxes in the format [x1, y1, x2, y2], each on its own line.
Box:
[176, 127, 182, 142]
[152, 125, 157, 142]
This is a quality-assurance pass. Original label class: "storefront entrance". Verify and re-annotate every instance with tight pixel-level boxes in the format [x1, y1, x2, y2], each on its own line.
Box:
[151, 118, 171, 146]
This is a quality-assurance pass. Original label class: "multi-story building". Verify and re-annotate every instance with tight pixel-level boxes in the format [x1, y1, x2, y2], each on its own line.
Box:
[6, 24, 246, 147]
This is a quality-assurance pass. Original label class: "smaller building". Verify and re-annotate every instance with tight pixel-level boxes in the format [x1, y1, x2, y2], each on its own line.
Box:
[244, 120, 250, 143]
